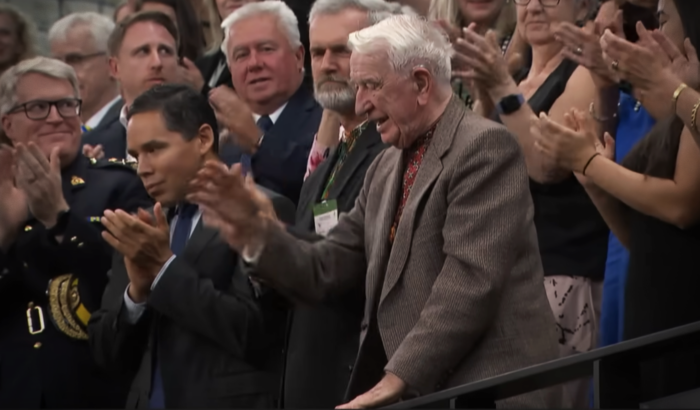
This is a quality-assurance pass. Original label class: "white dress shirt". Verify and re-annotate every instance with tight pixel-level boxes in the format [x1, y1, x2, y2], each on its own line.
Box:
[119, 104, 139, 163]
[251, 103, 287, 146]
[85, 96, 121, 129]
[122, 209, 203, 323]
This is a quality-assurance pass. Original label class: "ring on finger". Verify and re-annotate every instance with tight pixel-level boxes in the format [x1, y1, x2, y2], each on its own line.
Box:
[611, 60, 619, 71]
[574, 46, 583, 56]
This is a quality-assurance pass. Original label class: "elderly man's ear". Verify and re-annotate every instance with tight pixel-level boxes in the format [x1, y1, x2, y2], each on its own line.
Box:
[412, 67, 432, 104]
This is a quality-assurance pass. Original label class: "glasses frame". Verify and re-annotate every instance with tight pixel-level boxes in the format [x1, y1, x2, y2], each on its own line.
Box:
[58, 51, 107, 67]
[8, 98, 83, 121]
[513, 0, 561, 7]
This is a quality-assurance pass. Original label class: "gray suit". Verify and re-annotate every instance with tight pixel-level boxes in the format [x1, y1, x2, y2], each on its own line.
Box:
[251, 96, 560, 407]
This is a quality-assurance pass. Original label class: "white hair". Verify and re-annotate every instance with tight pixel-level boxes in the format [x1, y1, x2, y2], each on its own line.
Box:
[0, 57, 80, 115]
[348, 15, 453, 84]
[220, 1, 301, 59]
[48, 12, 115, 52]
[308, 0, 407, 26]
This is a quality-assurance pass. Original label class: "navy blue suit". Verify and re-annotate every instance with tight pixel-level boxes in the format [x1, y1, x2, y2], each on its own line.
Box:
[82, 99, 127, 161]
[0, 154, 152, 408]
[219, 85, 322, 205]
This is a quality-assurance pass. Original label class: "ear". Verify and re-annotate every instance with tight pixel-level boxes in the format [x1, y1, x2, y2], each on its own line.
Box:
[108, 56, 120, 80]
[294, 44, 305, 72]
[197, 123, 215, 156]
[412, 66, 432, 106]
[2, 115, 12, 138]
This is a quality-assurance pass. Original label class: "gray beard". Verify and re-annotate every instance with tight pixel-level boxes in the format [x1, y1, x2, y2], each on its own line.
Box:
[314, 88, 356, 113]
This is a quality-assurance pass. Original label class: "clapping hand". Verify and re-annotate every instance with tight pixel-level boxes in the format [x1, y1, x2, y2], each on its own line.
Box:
[101, 203, 172, 302]
[532, 108, 614, 176]
[13, 143, 68, 229]
[555, 11, 624, 88]
[209, 86, 260, 152]
[0, 145, 28, 247]
[179, 57, 205, 92]
[187, 161, 267, 253]
[336, 372, 406, 409]
[82, 143, 104, 160]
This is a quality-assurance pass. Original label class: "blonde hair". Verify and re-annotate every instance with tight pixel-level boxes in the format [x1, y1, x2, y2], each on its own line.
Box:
[427, 0, 516, 41]
[204, 0, 225, 54]
[0, 5, 38, 64]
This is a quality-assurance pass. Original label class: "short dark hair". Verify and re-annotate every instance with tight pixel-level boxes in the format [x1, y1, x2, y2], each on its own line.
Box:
[108, 10, 180, 57]
[134, 0, 204, 61]
[128, 84, 219, 153]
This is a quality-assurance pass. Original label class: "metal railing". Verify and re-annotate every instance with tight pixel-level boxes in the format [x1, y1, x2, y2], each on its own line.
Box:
[386, 321, 700, 409]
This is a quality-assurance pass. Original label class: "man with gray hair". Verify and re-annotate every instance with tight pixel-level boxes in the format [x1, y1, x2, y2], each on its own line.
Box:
[189, 14, 561, 408]
[0, 56, 150, 408]
[49, 12, 121, 134]
[215, 0, 322, 205]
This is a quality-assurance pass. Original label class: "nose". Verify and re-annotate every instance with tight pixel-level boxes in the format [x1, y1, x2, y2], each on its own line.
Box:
[526, 0, 544, 12]
[354, 87, 372, 117]
[246, 50, 263, 72]
[320, 50, 336, 73]
[45, 105, 63, 123]
[136, 157, 153, 178]
[148, 49, 164, 69]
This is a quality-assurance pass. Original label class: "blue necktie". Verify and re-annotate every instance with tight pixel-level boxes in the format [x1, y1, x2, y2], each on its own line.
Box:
[241, 115, 273, 176]
[149, 203, 198, 409]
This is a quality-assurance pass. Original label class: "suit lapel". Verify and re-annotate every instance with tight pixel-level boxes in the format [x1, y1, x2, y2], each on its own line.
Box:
[328, 124, 382, 201]
[365, 148, 402, 310]
[182, 218, 219, 264]
[380, 97, 466, 303]
[262, 86, 316, 149]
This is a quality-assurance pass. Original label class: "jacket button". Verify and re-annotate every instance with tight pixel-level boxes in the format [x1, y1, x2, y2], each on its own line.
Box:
[34, 342, 42, 349]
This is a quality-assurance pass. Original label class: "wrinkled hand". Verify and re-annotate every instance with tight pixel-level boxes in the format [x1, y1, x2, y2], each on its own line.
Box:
[336, 372, 406, 409]
[101, 203, 172, 301]
[453, 24, 515, 101]
[532, 109, 603, 173]
[82, 143, 104, 160]
[556, 12, 623, 88]
[0, 146, 28, 247]
[187, 161, 266, 253]
[209, 86, 260, 152]
[601, 22, 684, 119]
[179, 57, 205, 92]
[435, 20, 467, 74]
[14, 143, 68, 229]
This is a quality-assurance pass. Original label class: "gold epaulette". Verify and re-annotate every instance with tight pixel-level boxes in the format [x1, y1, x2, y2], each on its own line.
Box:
[47, 274, 90, 340]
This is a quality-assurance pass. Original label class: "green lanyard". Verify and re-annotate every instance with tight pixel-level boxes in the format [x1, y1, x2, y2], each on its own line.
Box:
[320, 122, 367, 200]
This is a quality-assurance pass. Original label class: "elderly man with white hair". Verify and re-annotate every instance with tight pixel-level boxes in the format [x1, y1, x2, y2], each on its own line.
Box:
[0, 56, 150, 408]
[49, 12, 121, 133]
[189, 14, 560, 408]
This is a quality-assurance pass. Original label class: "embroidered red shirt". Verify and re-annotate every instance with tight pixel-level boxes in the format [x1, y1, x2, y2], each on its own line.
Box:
[389, 126, 436, 243]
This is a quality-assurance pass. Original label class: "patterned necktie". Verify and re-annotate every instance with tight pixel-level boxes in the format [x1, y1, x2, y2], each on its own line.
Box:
[241, 115, 273, 176]
[149, 203, 198, 409]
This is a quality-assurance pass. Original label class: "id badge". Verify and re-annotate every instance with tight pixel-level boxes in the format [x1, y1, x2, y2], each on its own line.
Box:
[313, 200, 339, 237]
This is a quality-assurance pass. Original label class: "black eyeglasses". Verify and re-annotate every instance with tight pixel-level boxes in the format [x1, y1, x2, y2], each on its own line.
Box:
[57, 51, 106, 66]
[8, 98, 82, 121]
[513, 0, 561, 6]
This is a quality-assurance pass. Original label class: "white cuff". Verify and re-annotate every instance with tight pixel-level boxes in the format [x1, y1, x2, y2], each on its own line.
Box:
[122, 285, 146, 324]
[151, 254, 177, 290]
[241, 243, 265, 266]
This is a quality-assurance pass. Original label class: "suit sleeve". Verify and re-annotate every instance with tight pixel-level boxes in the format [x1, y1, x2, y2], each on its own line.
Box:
[147, 256, 263, 356]
[88, 252, 151, 375]
[384, 128, 533, 394]
[250, 151, 384, 303]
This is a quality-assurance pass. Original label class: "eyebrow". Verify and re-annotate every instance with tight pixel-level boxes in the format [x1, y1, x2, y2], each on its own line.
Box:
[128, 139, 168, 157]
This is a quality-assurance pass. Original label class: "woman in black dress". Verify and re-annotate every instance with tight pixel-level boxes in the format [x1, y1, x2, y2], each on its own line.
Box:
[534, 0, 700, 400]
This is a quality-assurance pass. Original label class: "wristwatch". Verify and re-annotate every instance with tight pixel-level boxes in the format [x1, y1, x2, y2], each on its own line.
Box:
[496, 94, 525, 116]
[47, 209, 71, 237]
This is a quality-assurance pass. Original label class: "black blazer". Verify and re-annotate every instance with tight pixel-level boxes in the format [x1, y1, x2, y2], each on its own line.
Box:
[196, 50, 233, 95]
[219, 85, 322, 205]
[0, 155, 152, 408]
[88, 189, 296, 409]
[283, 124, 387, 408]
[82, 100, 127, 161]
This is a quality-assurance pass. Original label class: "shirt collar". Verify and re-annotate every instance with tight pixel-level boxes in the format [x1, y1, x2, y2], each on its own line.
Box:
[85, 96, 120, 129]
[119, 104, 129, 129]
[252, 102, 287, 124]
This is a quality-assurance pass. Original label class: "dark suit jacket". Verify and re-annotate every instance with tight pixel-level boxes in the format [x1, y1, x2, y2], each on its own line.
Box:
[219, 85, 322, 205]
[82, 100, 127, 161]
[88, 189, 296, 409]
[196, 50, 233, 95]
[283, 124, 386, 408]
[0, 154, 152, 408]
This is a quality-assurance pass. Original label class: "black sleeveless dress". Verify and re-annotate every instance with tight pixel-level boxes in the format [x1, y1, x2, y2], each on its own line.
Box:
[512, 59, 609, 280]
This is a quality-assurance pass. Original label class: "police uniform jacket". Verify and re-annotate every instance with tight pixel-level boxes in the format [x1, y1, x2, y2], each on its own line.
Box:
[0, 153, 152, 408]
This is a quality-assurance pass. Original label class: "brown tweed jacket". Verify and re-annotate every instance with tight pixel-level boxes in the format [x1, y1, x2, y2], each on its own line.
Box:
[253, 96, 560, 407]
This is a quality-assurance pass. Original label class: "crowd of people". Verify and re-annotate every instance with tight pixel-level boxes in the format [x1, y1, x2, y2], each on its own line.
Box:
[0, 0, 698, 408]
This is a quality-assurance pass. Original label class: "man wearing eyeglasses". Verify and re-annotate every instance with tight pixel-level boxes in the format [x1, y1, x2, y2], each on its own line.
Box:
[49, 12, 122, 134]
[0, 56, 152, 408]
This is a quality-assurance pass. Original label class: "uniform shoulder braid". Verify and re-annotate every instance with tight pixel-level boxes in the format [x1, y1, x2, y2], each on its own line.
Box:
[89, 156, 138, 172]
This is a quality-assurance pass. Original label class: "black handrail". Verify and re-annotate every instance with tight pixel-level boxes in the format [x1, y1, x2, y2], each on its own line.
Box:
[386, 321, 700, 409]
